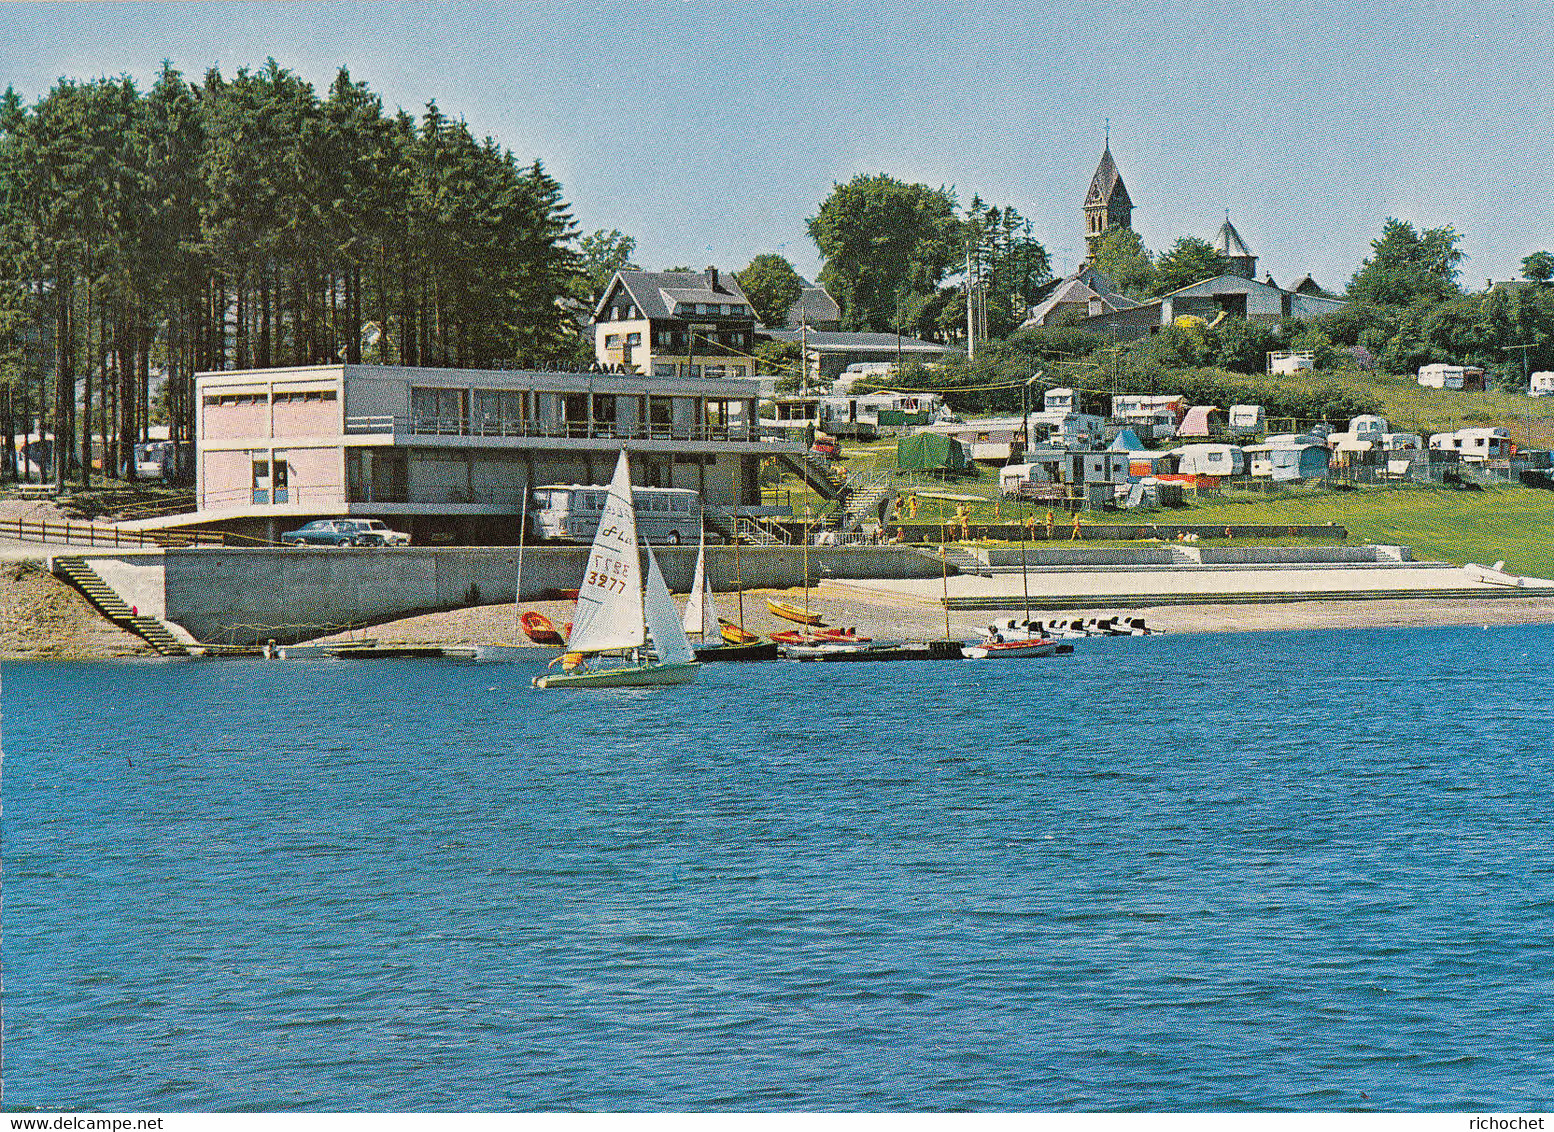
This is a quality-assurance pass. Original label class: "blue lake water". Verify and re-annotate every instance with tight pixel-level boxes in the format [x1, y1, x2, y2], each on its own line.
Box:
[4, 624, 1553, 1112]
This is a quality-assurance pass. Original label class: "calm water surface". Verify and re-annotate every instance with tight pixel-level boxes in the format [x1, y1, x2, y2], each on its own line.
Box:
[4, 625, 1553, 1111]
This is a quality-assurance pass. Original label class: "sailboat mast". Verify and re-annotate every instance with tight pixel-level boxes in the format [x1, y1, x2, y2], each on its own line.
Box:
[516, 492, 527, 639]
[734, 498, 745, 629]
[941, 500, 950, 640]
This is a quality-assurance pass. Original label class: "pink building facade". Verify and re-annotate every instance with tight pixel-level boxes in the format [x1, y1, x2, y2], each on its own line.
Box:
[195, 364, 795, 545]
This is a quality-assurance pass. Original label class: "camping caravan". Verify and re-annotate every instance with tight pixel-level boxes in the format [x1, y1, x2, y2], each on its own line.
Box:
[1531, 372, 1554, 397]
[1111, 394, 1184, 441]
[1349, 415, 1389, 442]
[1417, 363, 1486, 391]
[1244, 442, 1330, 482]
[1228, 405, 1265, 438]
[1171, 443, 1245, 477]
[896, 432, 971, 475]
[1430, 427, 1512, 463]
[1029, 412, 1106, 450]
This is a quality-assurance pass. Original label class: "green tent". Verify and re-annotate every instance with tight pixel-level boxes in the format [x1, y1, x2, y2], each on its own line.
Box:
[896, 433, 969, 473]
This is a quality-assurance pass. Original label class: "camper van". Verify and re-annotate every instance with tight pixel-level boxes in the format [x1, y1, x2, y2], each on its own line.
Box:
[529, 484, 702, 544]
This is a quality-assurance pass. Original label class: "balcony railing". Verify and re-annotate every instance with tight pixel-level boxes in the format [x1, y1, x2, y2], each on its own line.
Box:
[343, 415, 774, 444]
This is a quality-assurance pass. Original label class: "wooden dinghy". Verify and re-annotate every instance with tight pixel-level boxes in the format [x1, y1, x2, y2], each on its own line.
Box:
[719, 618, 761, 645]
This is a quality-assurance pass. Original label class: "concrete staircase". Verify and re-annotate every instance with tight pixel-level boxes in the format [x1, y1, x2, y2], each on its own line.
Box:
[50, 555, 190, 656]
[838, 471, 897, 531]
[775, 450, 849, 501]
[916, 545, 991, 577]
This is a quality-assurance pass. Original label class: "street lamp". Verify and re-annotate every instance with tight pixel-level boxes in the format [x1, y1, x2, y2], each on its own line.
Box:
[1021, 370, 1044, 456]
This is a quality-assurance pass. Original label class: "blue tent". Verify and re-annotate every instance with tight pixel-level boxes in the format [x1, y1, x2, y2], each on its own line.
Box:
[1109, 428, 1146, 451]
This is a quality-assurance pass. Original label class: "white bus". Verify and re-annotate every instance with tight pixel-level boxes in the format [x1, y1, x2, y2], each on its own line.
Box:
[528, 483, 703, 544]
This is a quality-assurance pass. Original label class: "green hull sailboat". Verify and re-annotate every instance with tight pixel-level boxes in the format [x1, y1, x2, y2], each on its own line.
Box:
[532, 450, 700, 690]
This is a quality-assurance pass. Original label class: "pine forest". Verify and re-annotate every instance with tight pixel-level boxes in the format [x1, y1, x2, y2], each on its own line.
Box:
[0, 61, 584, 487]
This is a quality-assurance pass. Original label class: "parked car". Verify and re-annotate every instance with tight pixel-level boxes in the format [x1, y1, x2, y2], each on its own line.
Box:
[338, 519, 411, 546]
[280, 519, 410, 547]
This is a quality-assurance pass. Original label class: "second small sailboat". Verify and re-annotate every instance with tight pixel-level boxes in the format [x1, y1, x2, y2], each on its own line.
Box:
[683, 527, 778, 662]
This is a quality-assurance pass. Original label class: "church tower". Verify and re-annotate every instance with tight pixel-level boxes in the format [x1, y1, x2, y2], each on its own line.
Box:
[1214, 215, 1258, 279]
[1083, 140, 1134, 261]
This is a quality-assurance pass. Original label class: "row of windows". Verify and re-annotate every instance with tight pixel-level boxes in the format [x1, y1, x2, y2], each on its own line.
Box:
[205, 390, 337, 407]
[672, 302, 750, 317]
[651, 364, 748, 378]
[653, 329, 750, 349]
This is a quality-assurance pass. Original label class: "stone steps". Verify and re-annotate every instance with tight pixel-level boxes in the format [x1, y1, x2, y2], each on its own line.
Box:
[50, 556, 189, 656]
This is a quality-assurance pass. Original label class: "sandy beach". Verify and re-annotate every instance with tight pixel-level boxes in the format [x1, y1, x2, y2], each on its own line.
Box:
[311, 579, 1554, 649]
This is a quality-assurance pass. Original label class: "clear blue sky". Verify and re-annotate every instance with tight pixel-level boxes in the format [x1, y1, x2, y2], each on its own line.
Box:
[6, 1, 1552, 293]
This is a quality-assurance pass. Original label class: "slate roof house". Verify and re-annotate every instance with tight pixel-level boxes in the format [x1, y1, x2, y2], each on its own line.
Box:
[592, 267, 758, 379]
[1020, 264, 1143, 329]
[783, 280, 842, 331]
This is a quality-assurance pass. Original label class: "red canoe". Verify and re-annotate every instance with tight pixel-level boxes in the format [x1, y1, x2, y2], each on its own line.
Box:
[770, 627, 872, 645]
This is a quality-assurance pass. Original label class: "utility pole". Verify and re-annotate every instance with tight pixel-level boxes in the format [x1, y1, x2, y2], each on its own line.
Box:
[966, 241, 975, 360]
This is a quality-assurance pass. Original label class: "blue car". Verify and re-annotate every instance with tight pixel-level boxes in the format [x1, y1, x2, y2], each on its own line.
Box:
[280, 519, 389, 547]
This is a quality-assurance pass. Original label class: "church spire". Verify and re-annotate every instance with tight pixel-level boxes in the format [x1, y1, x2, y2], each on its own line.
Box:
[1083, 130, 1134, 262]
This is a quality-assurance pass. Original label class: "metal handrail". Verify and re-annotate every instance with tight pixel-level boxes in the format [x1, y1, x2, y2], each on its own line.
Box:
[342, 415, 774, 444]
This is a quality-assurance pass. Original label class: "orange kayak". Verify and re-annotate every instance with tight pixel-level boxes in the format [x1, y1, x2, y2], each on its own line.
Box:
[520, 610, 565, 646]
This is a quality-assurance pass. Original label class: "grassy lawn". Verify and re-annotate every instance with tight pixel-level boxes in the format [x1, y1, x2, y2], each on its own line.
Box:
[1185, 482, 1554, 575]
[768, 443, 1554, 576]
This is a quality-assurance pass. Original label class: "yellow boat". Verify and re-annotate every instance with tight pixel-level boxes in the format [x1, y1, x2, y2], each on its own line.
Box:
[719, 618, 762, 645]
[766, 598, 824, 626]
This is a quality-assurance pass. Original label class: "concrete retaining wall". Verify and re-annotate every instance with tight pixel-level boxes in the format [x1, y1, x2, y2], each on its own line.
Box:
[143, 545, 944, 644]
[977, 546, 1177, 567]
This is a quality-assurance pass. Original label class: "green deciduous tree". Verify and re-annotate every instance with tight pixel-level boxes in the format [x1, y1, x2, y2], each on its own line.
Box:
[1154, 236, 1229, 295]
[1090, 227, 1155, 298]
[1520, 250, 1554, 284]
[576, 228, 638, 301]
[735, 253, 803, 328]
[807, 173, 960, 333]
[1346, 218, 1465, 306]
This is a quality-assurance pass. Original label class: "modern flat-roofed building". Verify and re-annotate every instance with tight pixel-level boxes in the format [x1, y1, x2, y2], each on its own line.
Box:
[194, 363, 797, 544]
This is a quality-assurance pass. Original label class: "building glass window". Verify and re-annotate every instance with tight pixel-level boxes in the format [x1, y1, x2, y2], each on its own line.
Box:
[251, 455, 271, 504]
[411, 387, 465, 431]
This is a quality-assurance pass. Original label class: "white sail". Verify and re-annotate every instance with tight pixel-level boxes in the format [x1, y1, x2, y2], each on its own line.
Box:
[565, 451, 645, 654]
[644, 545, 695, 665]
[681, 529, 719, 638]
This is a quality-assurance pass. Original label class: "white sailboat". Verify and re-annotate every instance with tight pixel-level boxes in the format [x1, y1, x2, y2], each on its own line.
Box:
[681, 526, 720, 642]
[532, 451, 699, 688]
[681, 526, 779, 662]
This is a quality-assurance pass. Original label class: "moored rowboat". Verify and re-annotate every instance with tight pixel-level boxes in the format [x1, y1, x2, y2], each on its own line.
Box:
[767, 598, 824, 626]
[964, 637, 1059, 660]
